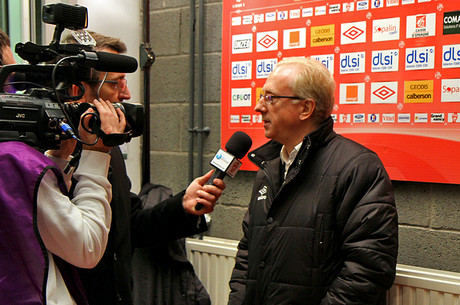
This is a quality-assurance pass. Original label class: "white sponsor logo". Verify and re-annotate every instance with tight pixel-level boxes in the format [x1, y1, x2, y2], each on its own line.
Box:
[372, 49, 399, 72]
[442, 44, 460, 69]
[242, 15, 253, 25]
[357, 1, 369, 10]
[283, 28, 306, 49]
[278, 11, 288, 20]
[448, 113, 460, 123]
[339, 114, 351, 123]
[329, 4, 341, 14]
[232, 17, 242, 26]
[241, 115, 251, 123]
[343, 2, 355, 12]
[341, 21, 366, 44]
[372, 0, 384, 8]
[371, 82, 398, 104]
[339, 83, 365, 104]
[373, 18, 400, 42]
[405, 46, 435, 70]
[254, 14, 264, 24]
[386, 0, 399, 7]
[354, 113, 366, 123]
[266, 12, 277, 22]
[382, 114, 396, 123]
[340, 52, 366, 74]
[368, 113, 380, 123]
[398, 113, 411, 123]
[302, 7, 313, 17]
[232, 33, 253, 54]
[431, 113, 445, 123]
[290, 9, 301, 19]
[230, 115, 240, 123]
[414, 113, 428, 123]
[315, 6, 326, 16]
[257, 186, 267, 201]
[441, 79, 460, 102]
[231, 61, 252, 80]
[231, 88, 252, 107]
[256, 58, 277, 79]
[257, 31, 278, 52]
[406, 13, 436, 39]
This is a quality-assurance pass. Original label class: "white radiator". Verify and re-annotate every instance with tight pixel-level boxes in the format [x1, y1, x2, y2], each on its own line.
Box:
[186, 237, 460, 305]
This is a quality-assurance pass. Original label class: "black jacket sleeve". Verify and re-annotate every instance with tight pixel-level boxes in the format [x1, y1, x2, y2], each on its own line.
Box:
[130, 191, 207, 248]
[321, 152, 398, 305]
[228, 210, 250, 305]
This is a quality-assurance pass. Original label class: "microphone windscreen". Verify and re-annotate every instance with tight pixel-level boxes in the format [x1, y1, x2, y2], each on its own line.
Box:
[225, 131, 252, 159]
[95, 51, 138, 73]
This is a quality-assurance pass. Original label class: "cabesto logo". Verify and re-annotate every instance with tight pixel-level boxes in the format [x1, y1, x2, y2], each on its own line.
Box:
[310, 54, 334, 75]
[341, 21, 366, 45]
[406, 13, 436, 39]
[256, 31, 278, 52]
[442, 44, 460, 69]
[431, 113, 445, 123]
[405, 46, 435, 70]
[339, 83, 365, 104]
[231, 88, 252, 107]
[444, 11, 460, 35]
[311, 24, 335, 47]
[441, 79, 460, 102]
[371, 49, 399, 72]
[284, 28, 306, 49]
[373, 17, 400, 42]
[371, 82, 398, 104]
[256, 58, 277, 79]
[232, 34, 252, 54]
[231, 61, 252, 80]
[404, 80, 433, 103]
[340, 52, 365, 74]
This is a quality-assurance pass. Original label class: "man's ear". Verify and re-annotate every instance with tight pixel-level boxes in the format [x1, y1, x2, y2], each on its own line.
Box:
[71, 84, 82, 97]
[299, 99, 315, 121]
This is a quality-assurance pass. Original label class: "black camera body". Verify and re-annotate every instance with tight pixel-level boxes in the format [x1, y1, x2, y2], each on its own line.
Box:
[0, 3, 143, 149]
[0, 92, 143, 149]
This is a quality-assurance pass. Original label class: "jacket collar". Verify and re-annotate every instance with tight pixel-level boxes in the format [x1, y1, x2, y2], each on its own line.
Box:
[248, 116, 336, 168]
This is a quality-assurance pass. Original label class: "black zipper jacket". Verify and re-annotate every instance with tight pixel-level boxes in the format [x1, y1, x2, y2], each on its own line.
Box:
[228, 117, 398, 305]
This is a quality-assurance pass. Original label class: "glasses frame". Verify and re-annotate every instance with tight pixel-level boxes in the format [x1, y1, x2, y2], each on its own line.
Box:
[259, 93, 305, 105]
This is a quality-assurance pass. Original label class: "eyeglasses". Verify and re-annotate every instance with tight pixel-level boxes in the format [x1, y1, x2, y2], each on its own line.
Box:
[259, 92, 304, 105]
[89, 78, 128, 92]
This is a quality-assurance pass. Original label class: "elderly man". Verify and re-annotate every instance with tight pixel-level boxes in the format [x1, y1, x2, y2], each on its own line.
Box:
[228, 57, 398, 305]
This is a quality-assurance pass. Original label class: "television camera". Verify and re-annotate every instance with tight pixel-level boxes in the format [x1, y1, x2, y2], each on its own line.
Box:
[0, 3, 143, 150]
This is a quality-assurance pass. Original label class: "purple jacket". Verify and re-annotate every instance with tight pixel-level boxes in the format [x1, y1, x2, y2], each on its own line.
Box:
[0, 141, 88, 305]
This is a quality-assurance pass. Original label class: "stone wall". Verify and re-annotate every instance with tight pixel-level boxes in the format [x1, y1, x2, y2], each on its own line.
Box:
[148, 0, 460, 273]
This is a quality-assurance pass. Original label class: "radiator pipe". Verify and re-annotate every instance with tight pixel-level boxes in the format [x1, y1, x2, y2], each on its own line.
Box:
[188, 0, 196, 182]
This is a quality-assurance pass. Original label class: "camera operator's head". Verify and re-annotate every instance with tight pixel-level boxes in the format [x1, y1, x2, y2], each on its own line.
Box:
[0, 29, 16, 66]
[63, 30, 131, 104]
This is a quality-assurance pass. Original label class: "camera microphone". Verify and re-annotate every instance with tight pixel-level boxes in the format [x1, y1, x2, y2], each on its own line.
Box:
[75, 51, 138, 73]
[195, 131, 252, 211]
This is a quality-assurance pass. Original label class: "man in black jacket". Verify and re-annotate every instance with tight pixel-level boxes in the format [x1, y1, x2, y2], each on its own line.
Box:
[228, 57, 398, 305]
[64, 31, 225, 305]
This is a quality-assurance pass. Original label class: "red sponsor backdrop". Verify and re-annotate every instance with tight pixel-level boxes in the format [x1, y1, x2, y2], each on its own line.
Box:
[221, 0, 460, 184]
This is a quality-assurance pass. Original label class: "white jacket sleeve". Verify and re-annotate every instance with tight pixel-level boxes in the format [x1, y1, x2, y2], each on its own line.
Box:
[37, 150, 112, 268]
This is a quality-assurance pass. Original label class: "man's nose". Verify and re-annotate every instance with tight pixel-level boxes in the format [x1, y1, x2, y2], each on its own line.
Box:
[119, 86, 131, 101]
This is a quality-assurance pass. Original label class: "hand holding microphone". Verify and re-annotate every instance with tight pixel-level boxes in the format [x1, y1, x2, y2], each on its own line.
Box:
[195, 131, 252, 211]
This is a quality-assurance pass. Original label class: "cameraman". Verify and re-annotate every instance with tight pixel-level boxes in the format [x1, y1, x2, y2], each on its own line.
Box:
[0, 29, 16, 66]
[0, 99, 126, 304]
[62, 31, 225, 305]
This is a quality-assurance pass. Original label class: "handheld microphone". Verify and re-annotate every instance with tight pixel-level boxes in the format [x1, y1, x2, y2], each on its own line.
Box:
[76, 50, 138, 73]
[195, 131, 252, 211]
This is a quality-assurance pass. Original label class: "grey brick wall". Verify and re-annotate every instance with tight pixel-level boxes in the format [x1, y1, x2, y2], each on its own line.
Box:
[148, 0, 460, 273]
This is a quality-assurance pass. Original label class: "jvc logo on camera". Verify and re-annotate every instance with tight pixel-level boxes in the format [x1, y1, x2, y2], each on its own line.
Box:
[442, 44, 460, 68]
[405, 46, 435, 70]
